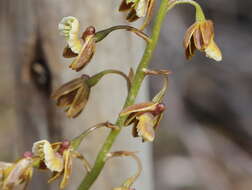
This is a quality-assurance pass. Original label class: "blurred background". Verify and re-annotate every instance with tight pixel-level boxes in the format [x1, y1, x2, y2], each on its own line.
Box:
[0, 0, 252, 190]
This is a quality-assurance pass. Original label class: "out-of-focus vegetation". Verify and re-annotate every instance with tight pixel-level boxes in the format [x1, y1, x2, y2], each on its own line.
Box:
[152, 0, 252, 190]
[0, 0, 252, 190]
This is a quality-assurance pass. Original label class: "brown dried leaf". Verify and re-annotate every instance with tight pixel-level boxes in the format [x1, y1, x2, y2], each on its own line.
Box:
[200, 20, 214, 46]
[63, 46, 78, 58]
[119, 0, 133, 11]
[69, 37, 96, 72]
[120, 102, 157, 116]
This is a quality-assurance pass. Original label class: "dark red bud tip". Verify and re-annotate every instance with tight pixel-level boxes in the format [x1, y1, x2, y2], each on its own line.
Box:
[156, 103, 166, 113]
[24, 151, 33, 158]
[81, 74, 90, 80]
[85, 26, 96, 35]
[61, 140, 71, 149]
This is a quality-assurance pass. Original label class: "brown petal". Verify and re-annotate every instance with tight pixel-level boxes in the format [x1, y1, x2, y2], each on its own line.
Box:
[186, 39, 196, 60]
[69, 37, 96, 72]
[140, 0, 155, 30]
[183, 22, 198, 49]
[200, 20, 214, 47]
[193, 28, 204, 50]
[60, 149, 72, 189]
[119, 0, 134, 11]
[56, 89, 78, 107]
[185, 41, 193, 60]
[66, 84, 90, 118]
[132, 121, 139, 138]
[185, 46, 191, 60]
[51, 77, 85, 100]
[153, 112, 164, 130]
[63, 46, 78, 58]
[48, 171, 62, 184]
[126, 9, 140, 22]
[120, 102, 158, 116]
[125, 112, 138, 126]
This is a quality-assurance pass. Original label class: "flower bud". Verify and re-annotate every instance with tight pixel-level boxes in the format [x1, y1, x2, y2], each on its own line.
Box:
[119, 0, 152, 22]
[51, 75, 90, 118]
[184, 20, 222, 61]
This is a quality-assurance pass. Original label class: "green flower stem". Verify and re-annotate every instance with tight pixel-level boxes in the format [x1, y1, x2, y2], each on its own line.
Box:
[167, 0, 205, 21]
[77, 0, 169, 189]
[86, 69, 131, 91]
[95, 25, 150, 43]
[71, 122, 114, 151]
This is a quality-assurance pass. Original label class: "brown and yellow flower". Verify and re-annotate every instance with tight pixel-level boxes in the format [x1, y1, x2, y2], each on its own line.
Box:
[120, 76, 168, 142]
[59, 16, 96, 71]
[120, 102, 165, 142]
[0, 155, 34, 190]
[32, 139, 90, 189]
[51, 75, 90, 118]
[183, 20, 222, 61]
[119, 0, 155, 26]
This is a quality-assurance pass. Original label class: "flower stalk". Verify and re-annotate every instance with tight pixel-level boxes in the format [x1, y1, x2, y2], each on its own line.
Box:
[71, 122, 118, 151]
[86, 69, 132, 90]
[106, 151, 142, 190]
[77, 0, 170, 189]
[94, 25, 150, 43]
[167, 0, 206, 22]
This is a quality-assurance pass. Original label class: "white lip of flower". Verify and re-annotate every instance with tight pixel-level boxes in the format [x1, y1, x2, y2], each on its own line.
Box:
[135, 0, 148, 17]
[0, 162, 12, 186]
[32, 140, 64, 172]
[136, 113, 155, 142]
[58, 16, 83, 54]
[205, 40, 222, 61]
[1, 158, 33, 189]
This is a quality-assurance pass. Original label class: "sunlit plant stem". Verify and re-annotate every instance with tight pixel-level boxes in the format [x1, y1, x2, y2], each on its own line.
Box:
[77, 0, 170, 189]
